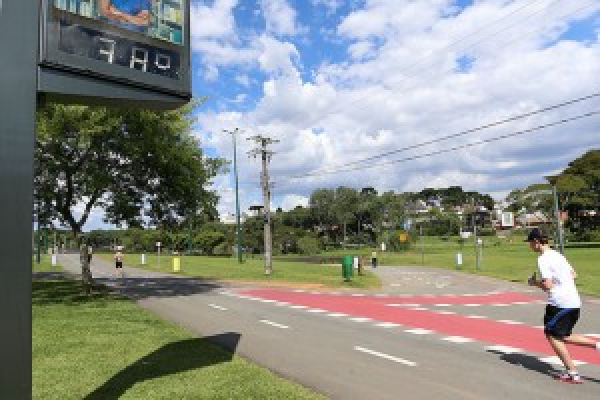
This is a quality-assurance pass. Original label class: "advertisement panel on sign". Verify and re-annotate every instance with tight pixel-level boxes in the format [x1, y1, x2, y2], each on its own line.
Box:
[53, 0, 184, 45]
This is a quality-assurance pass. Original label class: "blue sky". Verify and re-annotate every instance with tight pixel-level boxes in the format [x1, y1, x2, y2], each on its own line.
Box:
[85, 0, 600, 229]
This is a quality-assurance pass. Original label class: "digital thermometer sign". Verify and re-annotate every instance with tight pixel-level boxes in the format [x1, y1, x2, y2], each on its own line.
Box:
[39, 0, 191, 104]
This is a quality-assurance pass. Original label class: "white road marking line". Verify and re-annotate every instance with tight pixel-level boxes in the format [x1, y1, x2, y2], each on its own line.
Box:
[307, 309, 327, 313]
[497, 320, 524, 325]
[466, 315, 486, 319]
[485, 345, 523, 354]
[386, 303, 421, 307]
[512, 302, 529, 305]
[349, 317, 372, 322]
[260, 320, 289, 329]
[327, 312, 348, 317]
[354, 346, 417, 367]
[585, 333, 600, 338]
[408, 307, 429, 311]
[442, 336, 474, 343]
[259, 299, 277, 303]
[275, 302, 289, 306]
[290, 305, 308, 309]
[351, 293, 366, 296]
[492, 304, 509, 307]
[539, 356, 586, 366]
[404, 328, 433, 335]
[435, 311, 456, 315]
[533, 325, 545, 329]
[208, 304, 228, 311]
[464, 304, 481, 307]
[375, 322, 401, 328]
[433, 304, 451, 307]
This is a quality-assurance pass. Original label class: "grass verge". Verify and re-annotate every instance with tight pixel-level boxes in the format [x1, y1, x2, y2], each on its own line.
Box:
[99, 254, 380, 290]
[33, 278, 325, 399]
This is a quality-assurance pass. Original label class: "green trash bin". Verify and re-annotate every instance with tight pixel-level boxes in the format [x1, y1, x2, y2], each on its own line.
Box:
[342, 255, 353, 281]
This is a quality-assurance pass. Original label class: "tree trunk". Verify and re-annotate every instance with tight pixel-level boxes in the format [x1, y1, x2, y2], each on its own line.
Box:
[77, 237, 94, 295]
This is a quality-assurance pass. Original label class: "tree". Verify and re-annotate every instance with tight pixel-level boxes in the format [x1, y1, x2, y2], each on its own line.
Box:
[35, 102, 226, 236]
[333, 187, 358, 246]
[309, 188, 336, 239]
[555, 149, 600, 236]
[35, 102, 226, 289]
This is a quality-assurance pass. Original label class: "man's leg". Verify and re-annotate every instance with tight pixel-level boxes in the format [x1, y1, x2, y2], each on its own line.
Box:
[546, 334, 576, 371]
[563, 334, 599, 349]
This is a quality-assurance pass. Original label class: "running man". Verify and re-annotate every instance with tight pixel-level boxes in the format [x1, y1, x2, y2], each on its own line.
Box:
[525, 228, 600, 384]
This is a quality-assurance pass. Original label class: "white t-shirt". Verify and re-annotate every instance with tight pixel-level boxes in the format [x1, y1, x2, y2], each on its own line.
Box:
[537, 248, 581, 308]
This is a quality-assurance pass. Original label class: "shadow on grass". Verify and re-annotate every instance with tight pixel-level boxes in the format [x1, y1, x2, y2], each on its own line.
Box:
[32, 279, 123, 305]
[487, 350, 600, 384]
[85, 332, 241, 399]
[33, 273, 226, 303]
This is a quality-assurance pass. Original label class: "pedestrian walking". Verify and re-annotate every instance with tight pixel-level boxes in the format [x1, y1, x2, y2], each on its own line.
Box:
[87, 244, 93, 264]
[114, 246, 125, 279]
[525, 228, 600, 384]
[371, 251, 377, 268]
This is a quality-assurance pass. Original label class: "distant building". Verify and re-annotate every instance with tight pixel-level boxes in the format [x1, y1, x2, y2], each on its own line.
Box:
[220, 212, 248, 225]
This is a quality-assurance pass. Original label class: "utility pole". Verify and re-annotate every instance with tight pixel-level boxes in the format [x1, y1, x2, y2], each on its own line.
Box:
[224, 128, 244, 263]
[248, 134, 279, 275]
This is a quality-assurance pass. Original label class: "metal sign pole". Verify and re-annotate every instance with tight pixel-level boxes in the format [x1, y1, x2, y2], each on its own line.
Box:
[0, 1, 38, 397]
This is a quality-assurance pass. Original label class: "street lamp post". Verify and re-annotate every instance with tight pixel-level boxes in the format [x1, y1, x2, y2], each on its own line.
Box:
[224, 128, 243, 263]
[546, 176, 565, 254]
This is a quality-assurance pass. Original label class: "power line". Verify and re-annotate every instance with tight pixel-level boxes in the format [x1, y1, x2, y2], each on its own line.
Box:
[276, 109, 599, 182]
[278, 91, 600, 179]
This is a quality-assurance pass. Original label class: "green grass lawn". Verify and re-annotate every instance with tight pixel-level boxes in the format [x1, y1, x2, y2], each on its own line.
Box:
[32, 254, 62, 273]
[33, 278, 325, 400]
[322, 237, 600, 297]
[100, 253, 381, 290]
[95, 237, 599, 296]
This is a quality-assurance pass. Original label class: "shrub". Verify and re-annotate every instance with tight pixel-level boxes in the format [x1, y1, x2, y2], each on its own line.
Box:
[297, 237, 321, 255]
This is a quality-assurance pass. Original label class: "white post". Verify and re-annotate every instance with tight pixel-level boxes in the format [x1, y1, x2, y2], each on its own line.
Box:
[156, 242, 161, 269]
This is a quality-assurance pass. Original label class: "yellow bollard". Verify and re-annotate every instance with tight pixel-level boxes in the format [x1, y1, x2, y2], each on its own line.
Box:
[172, 256, 181, 272]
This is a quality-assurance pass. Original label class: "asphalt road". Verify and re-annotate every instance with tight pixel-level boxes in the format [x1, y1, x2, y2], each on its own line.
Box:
[56, 254, 600, 399]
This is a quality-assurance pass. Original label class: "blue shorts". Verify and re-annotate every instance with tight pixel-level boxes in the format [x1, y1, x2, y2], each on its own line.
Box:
[544, 305, 580, 339]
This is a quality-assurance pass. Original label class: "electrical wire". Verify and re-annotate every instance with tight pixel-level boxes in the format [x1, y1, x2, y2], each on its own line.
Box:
[275, 92, 600, 179]
[276, 109, 599, 182]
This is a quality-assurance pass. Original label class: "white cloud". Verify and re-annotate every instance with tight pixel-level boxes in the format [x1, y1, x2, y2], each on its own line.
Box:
[260, 0, 302, 36]
[195, 0, 600, 211]
[190, 0, 238, 40]
[280, 194, 309, 210]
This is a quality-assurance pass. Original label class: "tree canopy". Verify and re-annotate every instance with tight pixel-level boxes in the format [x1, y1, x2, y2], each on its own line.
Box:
[35, 102, 227, 236]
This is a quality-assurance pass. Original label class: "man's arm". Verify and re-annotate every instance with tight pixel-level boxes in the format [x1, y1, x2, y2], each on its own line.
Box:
[528, 267, 553, 291]
[528, 276, 552, 291]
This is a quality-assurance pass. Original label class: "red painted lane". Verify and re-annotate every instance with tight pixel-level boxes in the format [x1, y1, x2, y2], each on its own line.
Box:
[363, 292, 541, 305]
[238, 289, 600, 365]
